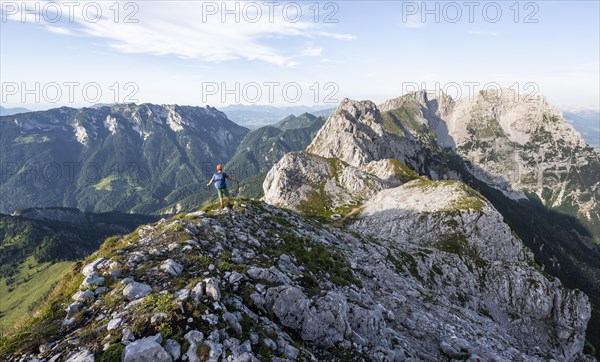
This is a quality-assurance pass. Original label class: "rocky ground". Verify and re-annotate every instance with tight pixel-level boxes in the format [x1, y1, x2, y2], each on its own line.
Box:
[2, 189, 592, 361]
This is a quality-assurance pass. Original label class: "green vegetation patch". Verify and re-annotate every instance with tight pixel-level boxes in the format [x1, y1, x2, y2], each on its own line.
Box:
[268, 231, 360, 289]
[434, 233, 487, 269]
[0, 263, 84, 355]
[93, 175, 144, 193]
[197, 343, 211, 361]
[0, 257, 73, 331]
[381, 103, 421, 136]
[93, 175, 118, 191]
[297, 186, 333, 217]
[387, 250, 421, 281]
[98, 343, 125, 362]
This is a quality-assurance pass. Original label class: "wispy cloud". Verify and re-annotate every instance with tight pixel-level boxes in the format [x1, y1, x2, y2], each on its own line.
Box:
[313, 31, 357, 40]
[4, 1, 355, 67]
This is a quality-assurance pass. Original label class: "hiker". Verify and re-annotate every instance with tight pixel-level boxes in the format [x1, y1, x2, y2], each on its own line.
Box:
[207, 164, 240, 208]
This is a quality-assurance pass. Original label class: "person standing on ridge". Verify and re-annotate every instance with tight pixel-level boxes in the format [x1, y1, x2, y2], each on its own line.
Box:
[207, 164, 240, 209]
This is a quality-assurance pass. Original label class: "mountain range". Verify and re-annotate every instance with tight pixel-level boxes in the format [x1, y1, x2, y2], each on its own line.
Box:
[563, 109, 600, 149]
[0, 106, 31, 117]
[0, 107, 329, 216]
[0, 104, 248, 215]
[225, 113, 325, 199]
[1, 90, 600, 359]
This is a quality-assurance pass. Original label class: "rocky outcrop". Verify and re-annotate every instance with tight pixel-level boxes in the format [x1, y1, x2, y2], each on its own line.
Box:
[352, 179, 590, 360]
[306, 98, 422, 169]
[122, 335, 172, 362]
[262, 151, 386, 213]
[304, 90, 600, 229]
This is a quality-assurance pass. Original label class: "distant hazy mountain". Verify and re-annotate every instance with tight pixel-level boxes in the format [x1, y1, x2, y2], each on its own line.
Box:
[309, 107, 335, 118]
[219, 104, 334, 128]
[0, 104, 248, 214]
[274, 112, 326, 130]
[563, 109, 600, 149]
[90, 103, 118, 109]
[0, 106, 31, 116]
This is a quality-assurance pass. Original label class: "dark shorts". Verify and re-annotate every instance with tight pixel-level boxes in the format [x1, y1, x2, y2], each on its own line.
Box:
[217, 188, 229, 200]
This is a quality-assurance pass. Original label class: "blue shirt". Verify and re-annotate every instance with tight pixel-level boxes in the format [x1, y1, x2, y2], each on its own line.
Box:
[213, 172, 228, 189]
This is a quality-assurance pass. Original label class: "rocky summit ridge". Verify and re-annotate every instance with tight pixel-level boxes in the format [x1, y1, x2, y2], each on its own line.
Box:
[260, 90, 599, 360]
[1, 192, 593, 361]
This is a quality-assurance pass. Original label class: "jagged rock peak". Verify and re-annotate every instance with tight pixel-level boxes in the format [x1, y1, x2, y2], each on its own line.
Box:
[260, 89, 598, 361]
[335, 97, 381, 121]
[379, 89, 455, 114]
[306, 97, 421, 169]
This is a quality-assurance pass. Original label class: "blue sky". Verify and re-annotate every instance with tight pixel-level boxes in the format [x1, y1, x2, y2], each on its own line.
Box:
[1, 1, 598, 110]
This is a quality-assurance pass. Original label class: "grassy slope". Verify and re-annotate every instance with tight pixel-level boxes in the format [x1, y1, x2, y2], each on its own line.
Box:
[0, 257, 73, 332]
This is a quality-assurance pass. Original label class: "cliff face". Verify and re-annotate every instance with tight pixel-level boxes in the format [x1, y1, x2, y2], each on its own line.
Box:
[351, 181, 590, 360]
[305, 91, 600, 231]
[381, 90, 600, 231]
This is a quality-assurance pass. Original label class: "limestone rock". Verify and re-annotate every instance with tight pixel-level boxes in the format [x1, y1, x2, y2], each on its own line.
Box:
[65, 348, 94, 362]
[204, 278, 221, 301]
[123, 281, 152, 300]
[263, 151, 385, 212]
[81, 257, 107, 277]
[81, 272, 105, 288]
[72, 290, 95, 302]
[160, 259, 184, 276]
[122, 335, 172, 362]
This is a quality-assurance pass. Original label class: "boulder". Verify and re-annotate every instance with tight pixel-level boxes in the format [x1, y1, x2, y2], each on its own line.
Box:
[122, 335, 171, 362]
[123, 282, 152, 300]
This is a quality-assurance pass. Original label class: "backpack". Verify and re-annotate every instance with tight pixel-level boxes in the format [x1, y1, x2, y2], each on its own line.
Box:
[213, 172, 228, 189]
